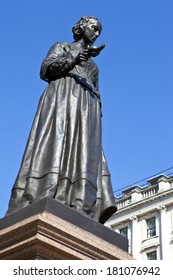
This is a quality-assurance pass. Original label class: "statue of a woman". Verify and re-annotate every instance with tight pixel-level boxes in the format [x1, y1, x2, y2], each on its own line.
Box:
[7, 16, 117, 224]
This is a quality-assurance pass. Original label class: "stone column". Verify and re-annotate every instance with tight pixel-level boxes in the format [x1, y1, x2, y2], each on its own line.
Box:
[170, 209, 173, 244]
[127, 222, 132, 255]
[130, 215, 139, 259]
[158, 204, 167, 259]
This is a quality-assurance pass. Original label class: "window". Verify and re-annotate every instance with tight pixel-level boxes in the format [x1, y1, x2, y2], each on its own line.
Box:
[147, 218, 156, 238]
[119, 227, 128, 238]
[147, 251, 157, 260]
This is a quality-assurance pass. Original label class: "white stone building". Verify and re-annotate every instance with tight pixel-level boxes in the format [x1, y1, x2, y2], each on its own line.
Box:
[106, 173, 173, 260]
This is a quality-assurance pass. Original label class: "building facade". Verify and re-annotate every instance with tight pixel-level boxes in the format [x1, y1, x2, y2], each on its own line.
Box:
[106, 174, 173, 260]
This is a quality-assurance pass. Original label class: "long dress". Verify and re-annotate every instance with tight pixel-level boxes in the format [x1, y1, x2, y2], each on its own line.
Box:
[7, 41, 117, 224]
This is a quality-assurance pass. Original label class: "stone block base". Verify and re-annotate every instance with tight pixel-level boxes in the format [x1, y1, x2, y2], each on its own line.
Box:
[0, 197, 133, 260]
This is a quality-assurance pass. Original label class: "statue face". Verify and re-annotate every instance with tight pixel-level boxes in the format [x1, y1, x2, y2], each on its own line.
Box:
[83, 19, 102, 45]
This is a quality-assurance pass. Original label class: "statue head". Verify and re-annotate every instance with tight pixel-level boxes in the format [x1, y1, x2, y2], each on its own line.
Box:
[72, 16, 102, 43]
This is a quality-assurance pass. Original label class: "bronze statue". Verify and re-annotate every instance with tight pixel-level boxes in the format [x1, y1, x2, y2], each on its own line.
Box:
[6, 16, 117, 224]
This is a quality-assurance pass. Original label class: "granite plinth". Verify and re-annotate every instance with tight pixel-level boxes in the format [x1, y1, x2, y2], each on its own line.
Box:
[0, 197, 133, 260]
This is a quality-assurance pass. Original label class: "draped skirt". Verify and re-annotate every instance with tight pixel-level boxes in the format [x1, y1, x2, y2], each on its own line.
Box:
[7, 76, 116, 223]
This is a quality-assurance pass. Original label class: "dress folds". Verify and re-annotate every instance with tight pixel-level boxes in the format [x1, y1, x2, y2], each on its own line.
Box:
[7, 42, 117, 223]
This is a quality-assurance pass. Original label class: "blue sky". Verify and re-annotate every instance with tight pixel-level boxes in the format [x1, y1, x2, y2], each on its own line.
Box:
[0, 0, 173, 218]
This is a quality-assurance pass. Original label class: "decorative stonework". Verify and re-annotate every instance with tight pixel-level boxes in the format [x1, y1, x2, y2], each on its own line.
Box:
[115, 176, 173, 215]
[130, 215, 138, 222]
[158, 204, 167, 212]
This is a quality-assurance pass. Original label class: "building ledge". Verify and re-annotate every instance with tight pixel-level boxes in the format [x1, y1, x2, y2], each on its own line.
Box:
[141, 236, 159, 251]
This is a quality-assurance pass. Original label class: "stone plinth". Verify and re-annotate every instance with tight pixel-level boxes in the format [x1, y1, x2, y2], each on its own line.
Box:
[0, 197, 133, 260]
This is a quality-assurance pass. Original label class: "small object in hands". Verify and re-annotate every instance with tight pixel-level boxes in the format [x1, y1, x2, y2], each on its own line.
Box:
[88, 42, 105, 57]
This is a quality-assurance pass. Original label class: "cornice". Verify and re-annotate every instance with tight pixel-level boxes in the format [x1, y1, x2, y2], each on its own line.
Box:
[114, 188, 173, 216]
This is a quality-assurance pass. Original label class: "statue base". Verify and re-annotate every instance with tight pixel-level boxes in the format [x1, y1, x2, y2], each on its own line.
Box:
[0, 197, 133, 260]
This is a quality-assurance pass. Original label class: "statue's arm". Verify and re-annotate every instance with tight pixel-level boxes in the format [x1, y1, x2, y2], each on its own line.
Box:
[40, 42, 75, 81]
[40, 42, 90, 82]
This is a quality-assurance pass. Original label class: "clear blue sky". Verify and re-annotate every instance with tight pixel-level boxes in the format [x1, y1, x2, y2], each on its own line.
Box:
[0, 0, 173, 218]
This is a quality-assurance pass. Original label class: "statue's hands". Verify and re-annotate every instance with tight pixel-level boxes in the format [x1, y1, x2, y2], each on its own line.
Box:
[73, 50, 90, 65]
[72, 42, 105, 65]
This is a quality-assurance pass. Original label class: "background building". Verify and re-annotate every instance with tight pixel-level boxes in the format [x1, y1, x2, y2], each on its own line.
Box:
[106, 171, 173, 260]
